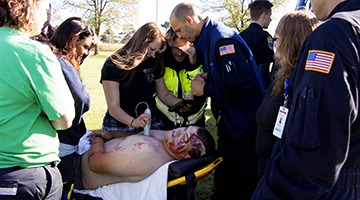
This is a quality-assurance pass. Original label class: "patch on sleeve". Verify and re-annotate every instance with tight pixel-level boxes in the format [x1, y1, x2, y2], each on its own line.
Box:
[219, 44, 235, 56]
[267, 36, 273, 50]
[305, 50, 335, 74]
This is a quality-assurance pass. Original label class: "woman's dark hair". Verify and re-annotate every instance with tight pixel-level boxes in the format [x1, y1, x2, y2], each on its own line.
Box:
[110, 22, 166, 89]
[166, 27, 178, 46]
[50, 17, 94, 75]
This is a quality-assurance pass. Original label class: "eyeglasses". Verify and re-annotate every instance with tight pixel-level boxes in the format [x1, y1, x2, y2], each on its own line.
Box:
[170, 46, 182, 53]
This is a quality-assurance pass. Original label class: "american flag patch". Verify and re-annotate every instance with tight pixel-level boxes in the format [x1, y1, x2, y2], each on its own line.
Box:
[219, 44, 235, 56]
[305, 50, 335, 74]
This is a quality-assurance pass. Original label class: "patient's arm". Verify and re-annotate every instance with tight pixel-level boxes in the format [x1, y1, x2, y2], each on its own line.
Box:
[87, 136, 107, 173]
[89, 130, 136, 141]
[89, 129, 167, 141]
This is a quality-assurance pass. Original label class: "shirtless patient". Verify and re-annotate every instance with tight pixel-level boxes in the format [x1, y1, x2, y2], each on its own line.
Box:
[80, 126, 215, 190]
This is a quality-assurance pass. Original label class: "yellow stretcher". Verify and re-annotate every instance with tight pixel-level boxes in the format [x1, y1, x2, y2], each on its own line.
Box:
[70, 154, 223, 200]
[166, 153, 223, 200]
[167, 156, 223, 188]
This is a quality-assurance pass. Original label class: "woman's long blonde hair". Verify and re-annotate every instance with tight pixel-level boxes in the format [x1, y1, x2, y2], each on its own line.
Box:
[110, 22, 166, 89]
[273, 10, 320, 96]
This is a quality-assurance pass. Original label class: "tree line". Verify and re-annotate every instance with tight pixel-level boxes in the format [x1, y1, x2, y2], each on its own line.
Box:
[51, 0, 289, 55]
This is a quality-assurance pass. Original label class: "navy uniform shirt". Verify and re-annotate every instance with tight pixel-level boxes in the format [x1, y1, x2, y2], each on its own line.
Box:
[196, 17, 265, 138]
[251, 1, 360, 199]
[240, 23, 274, 86]
[207, 39, 260, 139]
[209, 39, 258, 102]
[56, 56, 90, 145]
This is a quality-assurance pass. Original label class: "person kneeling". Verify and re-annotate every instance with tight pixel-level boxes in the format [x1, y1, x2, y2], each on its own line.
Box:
[77, 126, 215, 190]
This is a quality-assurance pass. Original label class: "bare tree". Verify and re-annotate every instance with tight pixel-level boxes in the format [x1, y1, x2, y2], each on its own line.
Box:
[56, 0, 139, 55]
[199, 0, 288, 33]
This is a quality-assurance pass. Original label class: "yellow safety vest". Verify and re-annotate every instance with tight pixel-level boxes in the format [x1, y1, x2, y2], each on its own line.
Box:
[156, 65, 207, 126]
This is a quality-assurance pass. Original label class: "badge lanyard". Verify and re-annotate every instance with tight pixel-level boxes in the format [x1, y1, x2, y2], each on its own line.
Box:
[272, 79, 289, 139]
[283, 79, 289, 108]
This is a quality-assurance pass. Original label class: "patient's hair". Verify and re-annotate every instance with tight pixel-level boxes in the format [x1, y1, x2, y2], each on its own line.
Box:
[189, 127, 215, 158]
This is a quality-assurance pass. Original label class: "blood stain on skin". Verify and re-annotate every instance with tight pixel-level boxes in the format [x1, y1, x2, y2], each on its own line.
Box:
[88, 150, 104, 159]
[167, 134, 190, 156]
[168, 141, 176, 150]
[134, 142, 145, 150]
[115, 147, 126, 152]
[172, 134, 201, 155]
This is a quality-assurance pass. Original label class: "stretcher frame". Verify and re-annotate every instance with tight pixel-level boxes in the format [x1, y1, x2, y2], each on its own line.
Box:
[167, 156, 223, 188]
[69, 155, 223, 200]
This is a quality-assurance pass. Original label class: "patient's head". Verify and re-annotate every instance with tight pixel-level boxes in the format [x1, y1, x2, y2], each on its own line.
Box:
[164, 126, 215, 160]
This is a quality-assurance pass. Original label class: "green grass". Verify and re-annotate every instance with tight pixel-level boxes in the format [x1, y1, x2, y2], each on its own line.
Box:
[81, 51, 218, 200]
[194, 107, 218, 200]
[81, 51, 112, 131]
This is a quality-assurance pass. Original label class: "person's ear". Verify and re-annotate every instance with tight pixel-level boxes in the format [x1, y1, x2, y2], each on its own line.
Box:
[260, 12, 268, 20]
[181, 153, 192, 159]
[185, 16, 194, 25]
[178, 149, 192, 159]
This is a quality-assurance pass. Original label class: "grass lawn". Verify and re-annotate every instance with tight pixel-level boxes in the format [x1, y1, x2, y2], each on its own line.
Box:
[81, 51, 218, 200]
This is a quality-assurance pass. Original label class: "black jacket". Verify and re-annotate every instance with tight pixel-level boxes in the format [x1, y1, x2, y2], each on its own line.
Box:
[252, 1, 360, 199]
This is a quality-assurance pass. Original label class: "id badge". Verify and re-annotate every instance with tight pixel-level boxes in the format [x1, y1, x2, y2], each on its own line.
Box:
[272, 106, 289, 139]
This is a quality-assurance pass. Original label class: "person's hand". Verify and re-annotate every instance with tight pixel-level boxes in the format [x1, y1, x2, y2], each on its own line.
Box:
[195, 72, 208, 81]
[179, 43, 195, 56]
[90, 34, 102, 49]
[88, 130, 113, 141]
[179, 103, 192, 113]
[201, 72, 208, 81]
[179, 43, 197, 65]
[191, 76, 206, 96]
[132, 113, 151, 128]
[89, 134, 104, 144]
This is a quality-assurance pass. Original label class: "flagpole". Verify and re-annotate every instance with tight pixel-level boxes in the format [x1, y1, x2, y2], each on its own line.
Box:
[156, 0, 158, 23]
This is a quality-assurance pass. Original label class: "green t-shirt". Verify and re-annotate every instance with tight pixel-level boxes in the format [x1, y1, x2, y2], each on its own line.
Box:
[0, 27, 74, 168]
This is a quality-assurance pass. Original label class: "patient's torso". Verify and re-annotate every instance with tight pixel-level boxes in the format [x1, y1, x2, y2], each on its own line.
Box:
[81, 134, 174, 190]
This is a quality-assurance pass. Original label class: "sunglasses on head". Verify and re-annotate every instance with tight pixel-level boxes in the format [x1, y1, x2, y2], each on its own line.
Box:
[77, 25, 92, 36]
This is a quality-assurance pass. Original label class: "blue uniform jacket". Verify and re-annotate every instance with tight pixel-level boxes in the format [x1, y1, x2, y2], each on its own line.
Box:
[240, 23, 274, 86]
[195, 18, 266, 137]
[57, 57, 90, 145]
[251, 1, 360, 199]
